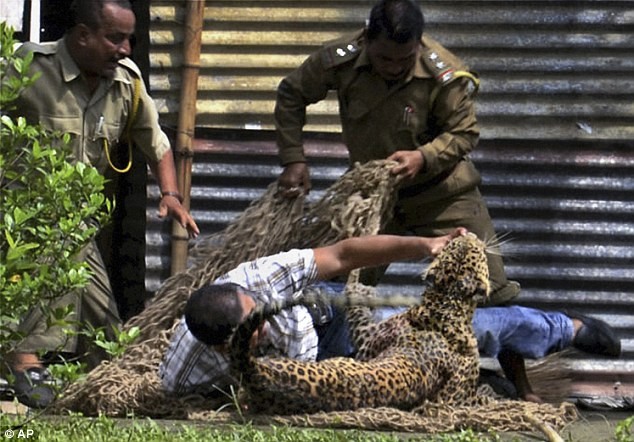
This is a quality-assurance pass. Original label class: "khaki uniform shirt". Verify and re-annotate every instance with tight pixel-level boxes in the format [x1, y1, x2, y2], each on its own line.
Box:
[276, 31, 482, 203]
[11, 37, 170, 174]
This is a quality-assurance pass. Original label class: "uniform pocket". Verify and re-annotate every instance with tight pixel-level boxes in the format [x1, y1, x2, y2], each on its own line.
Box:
[39, 114, 82, 137]
[38, 114, 82, 161]
[39, 114, 124, 172]
[346, 98, 370, 120]
[396, 103, 427, 148]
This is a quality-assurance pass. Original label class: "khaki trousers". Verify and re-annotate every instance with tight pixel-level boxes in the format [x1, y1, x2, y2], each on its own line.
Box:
[16, 240, 122, 368]
[361, 187, 520, 305]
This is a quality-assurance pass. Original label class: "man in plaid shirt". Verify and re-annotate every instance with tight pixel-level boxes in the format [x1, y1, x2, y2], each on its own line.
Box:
[159, 229, 466, 397]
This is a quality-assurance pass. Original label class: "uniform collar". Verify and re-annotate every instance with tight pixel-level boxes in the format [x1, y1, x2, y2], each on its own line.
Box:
[412, 43, 432, 79]
[353, 47, 372, 71]
[407, 52, 430, 81]
[58, 36, 83, 84]
[58, 36, 128, 85]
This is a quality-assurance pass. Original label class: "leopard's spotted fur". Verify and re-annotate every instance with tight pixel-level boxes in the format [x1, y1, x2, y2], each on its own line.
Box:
[229, 233, 490, 414]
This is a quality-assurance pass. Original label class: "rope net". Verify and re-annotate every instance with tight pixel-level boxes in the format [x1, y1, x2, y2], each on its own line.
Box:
[54, 160, 577, 434]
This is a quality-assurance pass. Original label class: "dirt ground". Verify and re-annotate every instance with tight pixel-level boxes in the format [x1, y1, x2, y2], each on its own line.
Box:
[503, 410, 632, 442]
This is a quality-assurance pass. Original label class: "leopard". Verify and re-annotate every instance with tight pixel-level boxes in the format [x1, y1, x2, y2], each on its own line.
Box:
[229, 232, 490, 415]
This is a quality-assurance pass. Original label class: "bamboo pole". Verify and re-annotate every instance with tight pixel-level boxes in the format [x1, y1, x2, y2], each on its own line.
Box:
[170, 0, 205, 275]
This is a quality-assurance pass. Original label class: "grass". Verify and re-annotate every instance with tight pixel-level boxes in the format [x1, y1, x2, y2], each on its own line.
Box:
[0, 412, 502, 442]
[1, 409, 631, 441]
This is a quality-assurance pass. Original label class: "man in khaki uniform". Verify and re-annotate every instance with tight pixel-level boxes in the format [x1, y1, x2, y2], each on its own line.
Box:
[276, 0, 519, 306]
[4, 0, 199, 407]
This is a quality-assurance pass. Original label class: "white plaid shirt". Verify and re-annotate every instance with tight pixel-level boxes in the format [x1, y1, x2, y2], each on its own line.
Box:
[159, 248, 320, 396]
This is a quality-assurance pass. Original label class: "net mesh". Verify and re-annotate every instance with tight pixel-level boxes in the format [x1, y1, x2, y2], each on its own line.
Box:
[53, 160, 577, 436]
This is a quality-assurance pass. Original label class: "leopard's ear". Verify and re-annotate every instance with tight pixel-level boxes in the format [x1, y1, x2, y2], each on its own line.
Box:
[420, 276, 433, 289]
[421, 256, 440, 283]
[422, 264, 439, 291]
[421, 271, 435, 288]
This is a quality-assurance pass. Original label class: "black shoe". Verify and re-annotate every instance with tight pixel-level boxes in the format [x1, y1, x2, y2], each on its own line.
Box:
[567, 312, 621, 358]
[572, 395, 634, 411]
[12, 367, 57, 409]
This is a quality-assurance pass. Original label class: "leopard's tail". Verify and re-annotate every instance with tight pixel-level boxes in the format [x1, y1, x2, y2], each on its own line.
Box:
[229, 296, 305, 377]
[228, 287, 420, 376]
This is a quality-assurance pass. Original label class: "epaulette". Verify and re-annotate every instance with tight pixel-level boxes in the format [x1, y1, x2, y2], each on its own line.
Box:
[421, 36, 479, 104]
[118, 57, 143, 79]
[321, 31, 363, 69]
[16, 41, 57, 57]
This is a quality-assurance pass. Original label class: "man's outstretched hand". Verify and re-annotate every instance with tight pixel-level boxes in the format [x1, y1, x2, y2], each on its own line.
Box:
[427, 227, 468, 256]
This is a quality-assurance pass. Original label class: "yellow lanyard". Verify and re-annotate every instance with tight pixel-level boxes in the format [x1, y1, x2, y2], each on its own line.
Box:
[103, 76, 141, 173]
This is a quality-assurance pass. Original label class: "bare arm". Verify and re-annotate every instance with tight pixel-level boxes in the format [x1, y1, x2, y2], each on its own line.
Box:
[498, 349, 543, 403]
[313, 228, 466, 281]
[149, 151, 200, 238]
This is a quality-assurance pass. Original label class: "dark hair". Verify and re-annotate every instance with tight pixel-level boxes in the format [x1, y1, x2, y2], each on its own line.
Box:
[184, 283, 246, 346]
[366, 0, 424, 44]
[69, 0, 132, 30]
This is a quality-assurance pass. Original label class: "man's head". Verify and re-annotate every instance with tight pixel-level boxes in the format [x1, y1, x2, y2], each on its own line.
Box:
[67, 0, 135, 79]
[365, 0, 424, 82]
[184, 283, 257, 346]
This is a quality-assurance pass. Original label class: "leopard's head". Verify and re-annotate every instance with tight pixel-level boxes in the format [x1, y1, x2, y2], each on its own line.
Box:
[423, 232, 490, 304]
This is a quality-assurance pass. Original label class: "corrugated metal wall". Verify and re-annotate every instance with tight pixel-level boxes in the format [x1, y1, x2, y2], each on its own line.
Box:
[149, 1, 634, 139]
[146, 1, 634, 399]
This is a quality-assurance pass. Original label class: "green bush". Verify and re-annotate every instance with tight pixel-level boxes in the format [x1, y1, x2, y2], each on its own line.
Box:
[615, 415, 633, 442]
[0, 413, 500, 442]
[0, 22, 112, 360]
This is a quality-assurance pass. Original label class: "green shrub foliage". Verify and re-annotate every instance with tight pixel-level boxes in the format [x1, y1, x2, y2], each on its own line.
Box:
[0, 22, 112, 357]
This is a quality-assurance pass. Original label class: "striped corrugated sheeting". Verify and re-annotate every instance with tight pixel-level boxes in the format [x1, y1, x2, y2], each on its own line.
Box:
[146, 2, 633, 400]
[148, 1, 633, 139]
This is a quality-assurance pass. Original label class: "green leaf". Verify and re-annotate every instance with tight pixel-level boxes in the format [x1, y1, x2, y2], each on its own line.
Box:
[12, 206, 31, 225]
[3, 229, 15, 248]
[6, 242, 40, 262]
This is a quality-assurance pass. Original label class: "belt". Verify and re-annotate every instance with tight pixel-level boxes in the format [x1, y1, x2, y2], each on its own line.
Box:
[398, 163, 458, 199]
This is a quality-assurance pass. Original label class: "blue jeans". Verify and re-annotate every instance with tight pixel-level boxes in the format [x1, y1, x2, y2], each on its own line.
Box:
[313, 282, 574, 360]
[311, 282, 356, 360]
